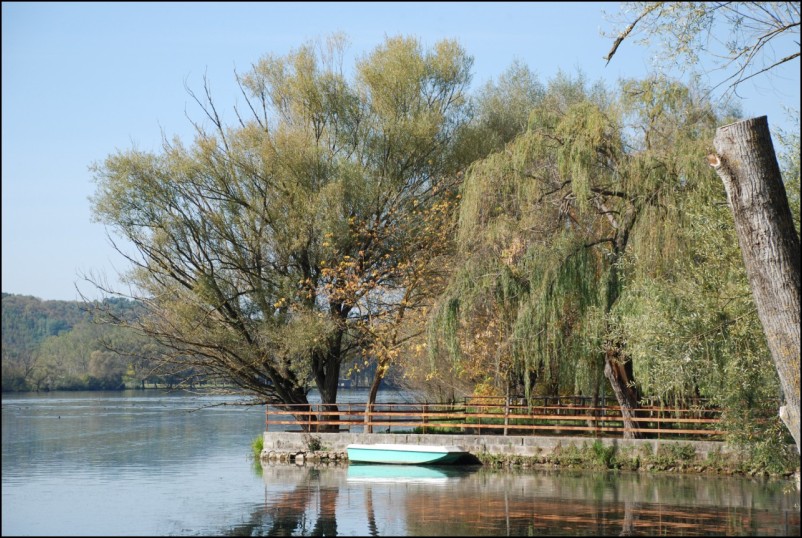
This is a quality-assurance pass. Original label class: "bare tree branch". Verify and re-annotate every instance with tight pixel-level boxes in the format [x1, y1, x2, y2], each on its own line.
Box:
[604, 3, 662, 65]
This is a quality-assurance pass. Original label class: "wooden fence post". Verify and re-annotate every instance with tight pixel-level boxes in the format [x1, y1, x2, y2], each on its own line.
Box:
[504, 397, 510, 436]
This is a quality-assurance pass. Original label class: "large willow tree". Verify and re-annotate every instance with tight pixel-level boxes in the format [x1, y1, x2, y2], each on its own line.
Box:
[89, 34, 473, 419]
[427, 74, 776, 438]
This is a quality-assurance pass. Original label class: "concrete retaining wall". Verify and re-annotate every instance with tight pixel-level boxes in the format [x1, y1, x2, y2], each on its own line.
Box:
[262, 431, 731, 460]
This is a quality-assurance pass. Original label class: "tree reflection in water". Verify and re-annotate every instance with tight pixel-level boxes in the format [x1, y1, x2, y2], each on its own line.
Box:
[365, 481, 379, 537]
[619, 501, 641, 536]
[259, 467, 339, 536]
[225, 464, 799, 536]
[219, 466, 339, 536]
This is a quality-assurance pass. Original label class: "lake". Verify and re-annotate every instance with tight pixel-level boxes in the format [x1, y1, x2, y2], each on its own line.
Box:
[2, 390, 799, 536]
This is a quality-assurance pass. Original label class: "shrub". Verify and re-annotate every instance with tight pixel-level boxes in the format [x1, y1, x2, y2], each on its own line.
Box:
[590, 440, 616, 469]
[412, 425, 462, 434]
[251, 435, 264, 460]
[304, 434, 323, 452]
[550, 444, 585, 467]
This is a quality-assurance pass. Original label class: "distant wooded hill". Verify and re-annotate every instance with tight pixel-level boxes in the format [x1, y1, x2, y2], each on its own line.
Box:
[1, 293, 161, 391]
[1, 293, 378, 392]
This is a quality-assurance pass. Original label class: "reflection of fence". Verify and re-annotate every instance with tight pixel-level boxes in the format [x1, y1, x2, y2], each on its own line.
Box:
[265, 396, 725, 439]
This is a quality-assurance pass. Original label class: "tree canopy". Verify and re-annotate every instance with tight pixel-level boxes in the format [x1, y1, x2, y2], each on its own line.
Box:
[89, 34, 474, 413]
[424, 72, 785, 441]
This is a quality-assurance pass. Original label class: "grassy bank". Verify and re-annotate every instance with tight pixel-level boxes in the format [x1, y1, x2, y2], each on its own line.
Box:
[476, 439, 799, 478]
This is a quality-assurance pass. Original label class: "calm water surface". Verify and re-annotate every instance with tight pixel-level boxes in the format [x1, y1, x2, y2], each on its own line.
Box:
[2, 390, 799, 536]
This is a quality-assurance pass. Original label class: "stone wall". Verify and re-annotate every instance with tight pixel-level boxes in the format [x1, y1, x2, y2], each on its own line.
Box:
[262, 431, 731, 461]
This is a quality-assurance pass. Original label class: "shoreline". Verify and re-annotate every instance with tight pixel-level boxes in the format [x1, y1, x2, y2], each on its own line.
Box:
[261, 431, 800, 479]
[259, 448, 800, 482]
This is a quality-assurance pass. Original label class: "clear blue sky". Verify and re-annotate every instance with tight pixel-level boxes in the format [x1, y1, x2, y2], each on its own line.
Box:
[3, 2, 799, 301]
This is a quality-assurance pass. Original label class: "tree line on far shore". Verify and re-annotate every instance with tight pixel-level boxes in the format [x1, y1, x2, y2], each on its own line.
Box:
[1, 293, 379, 392]
[2, 293, 161, 391]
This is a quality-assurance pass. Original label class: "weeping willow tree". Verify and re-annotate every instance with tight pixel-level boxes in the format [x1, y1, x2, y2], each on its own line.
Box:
[89, 34, 473, 423]
[615, 158, 792, 457]
[427, 73, 748, 438]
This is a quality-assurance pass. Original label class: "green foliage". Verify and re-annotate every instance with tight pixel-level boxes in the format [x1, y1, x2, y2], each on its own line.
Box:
[426, 73, 609, 400]
[411, 425, 462, 435]
[550, 444, 586, 468]
[250, 435, 264, 476]
[652, 444, 696, 469]
[427, 73, 744, 407]
[776, 112, 801, 237]
[590, 439, 617, 468]
[615, 144, 780, 426]
[722, 411, 798, 474]
[461, 60, 545, 157]
[2, 293, 87, 348]
[479, 438, 796, 475]
[251, 435, 264, 460]
[421, 68, 790, 456]
[548, 441, 621, 470]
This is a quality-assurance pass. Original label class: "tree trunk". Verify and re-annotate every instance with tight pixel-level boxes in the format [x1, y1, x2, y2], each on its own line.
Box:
[311, 325, 344, 433]
[604, 239, 643, 439]
[364, 357, 394, 434]
[709, 115, 801, 454]
[604, 349, 642, 439]
[364, 292, 411, 433]
[364, 361, 384, 434]
[266, 375, 313, 430]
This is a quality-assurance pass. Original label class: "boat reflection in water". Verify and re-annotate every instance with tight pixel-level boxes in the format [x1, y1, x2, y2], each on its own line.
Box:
[255, 464, 799, 536]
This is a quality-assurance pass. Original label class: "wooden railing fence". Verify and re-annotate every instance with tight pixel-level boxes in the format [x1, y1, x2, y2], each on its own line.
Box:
[265, 396, 727, 440]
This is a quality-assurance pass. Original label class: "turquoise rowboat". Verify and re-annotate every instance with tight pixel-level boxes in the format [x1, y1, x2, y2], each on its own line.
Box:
[346, 443, 468, 465]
